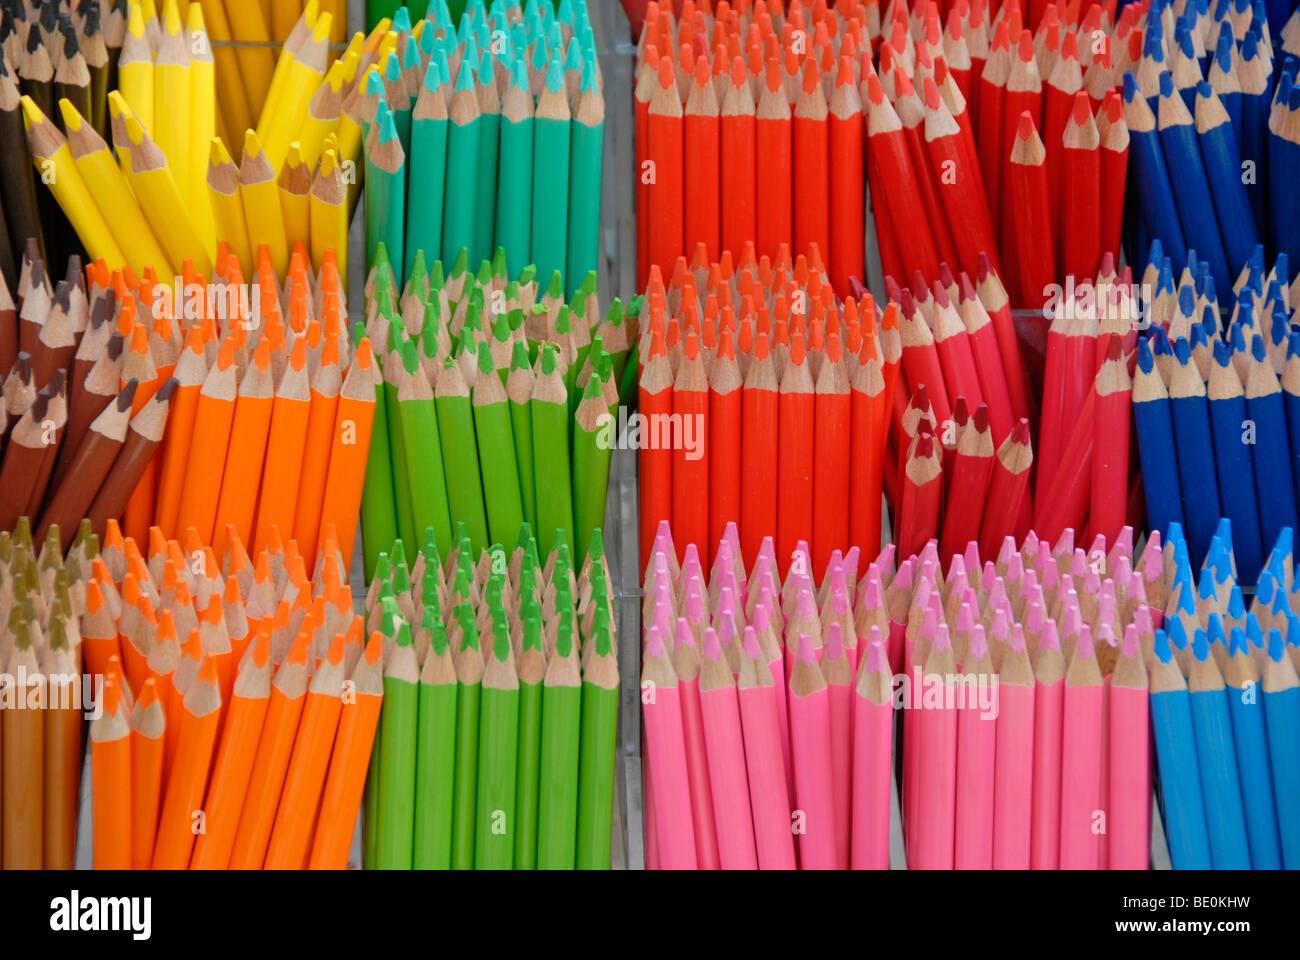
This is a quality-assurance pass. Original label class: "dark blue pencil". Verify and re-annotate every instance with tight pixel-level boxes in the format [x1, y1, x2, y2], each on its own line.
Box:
[1262, 626, 1300, 868]
[1239, 29, 1271, 235]
[1151, 628, 1213, 869]
[1124, 72, 1188, 274]
[1134, 338, 1187, 542]
[1158, 71, 1233, 295]
[1281, 332, 1300, 508]
[1168, 337, 1223, 567]
[1225, 626, 1284, 868]
[1245, 334, 1300, 547]
[1196, 81, 1260, 278]
[1268, 71, 1300, 280]
[1207, 340, 1265, 585]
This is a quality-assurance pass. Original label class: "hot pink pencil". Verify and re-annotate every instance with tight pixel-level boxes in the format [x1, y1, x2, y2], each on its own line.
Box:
[955, 624, 996, 869]
[993, 623, 1036, 869]
[752, 598, 792, 801]
[1059, 623, 1104, 869]
[914, 621, 959, 869]
[852, 629, 895, 869]
[698, 627, 759, 870]
[903, 575, 938, 854]
[1108, 623, 1150, 869]
[641, 626, 698, 869]
[672, 615, 720, 869]
[1031, 618, 1065, 869]
[737, 626, 798, 869]
[823, 622, 854, 869]
[886, 557, 914, 676]
[788, 632, 838, 869]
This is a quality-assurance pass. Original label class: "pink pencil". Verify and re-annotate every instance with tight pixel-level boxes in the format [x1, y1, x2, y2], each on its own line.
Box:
[752, 599, 792, 801]
[671, 615, 721, 869]
[955, 623, 996, 868]
[902, 577, 936, 853]
[852, 628, 895, 869]
[788, 632, 838, 869]
[823, 622, 854, 869]
[1108, 623, 1150, 869]
[641, 626, 698, 869]
[698, 627, 759, 870]
[1059, 623, 1104, 869]
[914, 621, 959, 869]
[737, 627, 798, 869]
[993, 623, 1036, 869]
[1030, 618, 1065, 869]
[643, 735, 660, 870]
[884, 557, 913, 675]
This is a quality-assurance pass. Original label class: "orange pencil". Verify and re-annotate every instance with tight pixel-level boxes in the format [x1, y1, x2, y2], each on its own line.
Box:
[212, 338, 276, 559]
[316, 338, 379, 568]
[290, 330, 342, 564]
[190, 631, 273, 870]
[264, 632, 346, 869]
[252, 337, 311, 556]
[81, 577, 121, 680]
[228, 626, 309, 868]
[128, 678, 165, 870]
[828, 55, 865, 295]
[307, 630, 383, 869]
[175, 336, 238, 544]
[90, 675, 132, 869]
[647, 54, 685, 275]
[152, 654, 222, 868]
[672, 330, 709, 560]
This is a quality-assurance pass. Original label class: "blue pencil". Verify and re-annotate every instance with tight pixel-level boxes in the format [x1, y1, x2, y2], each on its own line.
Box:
[1225, 626, 1284, 868]
[1245, 334, 1300, 547]
[1168, 337, 1223, 567]
[1268, 71, 1300, 280]
[1151, 628, 1214, 869]
[1125, 72, 1188, 274]
[1171, 21, 1202, 113]
[1133, 338, 1187, 542]
[1188, 627, 1252, 867]
[1239, 29, 1272, 236]
[1262, 626, 1300, 868]
[1158, 71, 1234, 296]
[1196, 81, 1259, 278]
[1207, 340, 1265, 585]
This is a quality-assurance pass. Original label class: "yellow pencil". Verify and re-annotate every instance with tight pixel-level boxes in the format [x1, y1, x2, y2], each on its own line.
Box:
[198, 0, 254, 147]
[260, 0, 319, 147]
[296, 50, 352, 169]
[238, 129, 290, 277]
[260, 11, 332, 171]
[309, 146, 348, 283]
[188, 2, 219, 256]
[59, 98, 171, 275]
[207, 137, 255, 278]
[108, 91, 214, 276]
[119, 0, 155, 135]
[153, 0, 191, 207]
[277, 142, 312, 253]
[271, 0, 303, 44]
[140, 0, 162, 48]
[20, 96, 127, 270]
[225, 0, 277, 121]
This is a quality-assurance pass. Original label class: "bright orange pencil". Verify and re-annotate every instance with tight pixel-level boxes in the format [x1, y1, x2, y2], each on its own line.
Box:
[264, 632, 346, 869]
[175, 336, 238, 544]
[291, 330, 341, 564]
[210, 338, 275, 560]
[720, 56, 756, 261]
[91, 676, 132, 869]
[190, 631, 272, 870]
[152, 655, 222, 868]
[708, 328, 742, 565]
[640, 326, 674, 570]
[82, 578, 121, 680]
[672, 330, 709, 557]
[155, 324, 207, 537]
[128, 678, 166, 870]
[252, 336, 310, 556]
[307, 631, 383, 869]
[316, 338, 379, 568]
[228, 627, 309, 869]
[812, 335, 851, 576]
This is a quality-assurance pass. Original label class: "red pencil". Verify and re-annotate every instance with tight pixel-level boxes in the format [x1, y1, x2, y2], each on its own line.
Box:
[894, 68, 963, 272]
[978, 418, 1033, 559]
[1060, 91, 1101, 282]
[755, 59, 793, 260]
[793, 60, 831, 268]
[899, 430, 943, 558]
[1090, 339, 1131, 546]
[1096, 87, 1129, 269]
[740, 331, 779, 569]
[976, 21, 1011, 241]
[941, 403, 995, 557]
[812, 334, 851, 576]
[1006, 111, 1055, 308]
[684, 55, 721, 261]
[828, 55, 865, 295]
[777, 333, 815, 577]
[1001, 31, 1043, 301]
[1042, 28, 1084, 229]
[720, 56, 757, 260]
[708, 327, 742, 565]
[931, 282, 986, 414]
[849, 349, 887, 560]
[897, 288, 953, 431]
[648, 55, 685, 277]
[975, 254, 1032, 426]
[957, 272, 1015, 443]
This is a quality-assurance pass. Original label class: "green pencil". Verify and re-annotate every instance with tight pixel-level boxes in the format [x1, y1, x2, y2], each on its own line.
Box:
[495, 57, 534, 277]
[507, 340, 537, 530]
[441, 58, 480, 268]
[357, 326, 398, 582]
[566, 57, 603, 299]
[531, 56, 571, 290]
[383, 334, 419, 552]
[475, 611, 519, 869]
[395, 340, 454, 558]
[364, 100, 407, 287]
[473, 48, 500, 267]
[572, 374, 612, 567]
[406, 56, 450, 279]
[531, 343, 574, 559]
[471, 348, 526, 548]
[536, 607, 581, 867]
[413, 609, 458, 869]
[450, 600, 482, 869]
[576, 601, 619, 869]
[376, 619, 419, 869]
[513, 606, 544, 869]
[435, 356, 490, 554]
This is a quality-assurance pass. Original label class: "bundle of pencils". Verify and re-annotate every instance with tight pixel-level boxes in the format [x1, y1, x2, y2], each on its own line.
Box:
[362, 521, 619, 869]
[360, 242, 634, 582]
[17, 2, 369, 284]
[357, 0, 605, 298]
[87, 515, 384, 869]
[641, 521, 895, 869]
[0, 0, 122, 281]
[1123, 0, 1300, 290]
[1132, 240, 1295, 582]
[0, 519, 97, 870]
[1148, 519, 1300, 869]
[0, 245, 178, 544]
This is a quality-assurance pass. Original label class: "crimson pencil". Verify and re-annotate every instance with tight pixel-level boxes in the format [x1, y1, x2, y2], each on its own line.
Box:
[673, 330, 710, 558]
[1090, 339, 1131, 546]
[1035, 300, 1070, 505]
[740, 331, 779, 569]
[1042, 29, 1084, 229]
[958, 272, 1015, 443]
[1036, 385, 1097, 543]
[975, 254, 1032, 425]
[828, 55, 865, 295]
[941, 403, 995, 557]
[1001, 31, 1043, 300]
[648, 56, 685, 277]
[1007, 111, 1055, 308]
[931, 283, 986, 413]
[978, 418, 1033, 559]
[1060, 91, 1102, 282]
[777, 333, 815, 577]
[812, 335, 851, 575]
[977, 22, 1011, 241]
[793, 61, 830, 267]
[755, 59, 793, 260]
[708, 328, 742, 565]
[1096, 88, 1129, 269]
[899, 431, 943, 558]
[640, 328, 674, 571]
[897, 289, 953, 430]
[923, 78, 998, 279]
[720, 56, 757, 260]
[849, 350, 887, 560]
[684, 55, 721, 261]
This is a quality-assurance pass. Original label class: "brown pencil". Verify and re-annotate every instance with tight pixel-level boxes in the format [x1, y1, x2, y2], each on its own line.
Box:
[87, 376, 177, 537]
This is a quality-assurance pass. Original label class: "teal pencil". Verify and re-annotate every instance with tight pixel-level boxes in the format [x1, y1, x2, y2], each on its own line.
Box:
[405, 56, 450, 279]
[442, 60, 481, 267]
[565, 55, 602, 299]
[473, 48, 501, 267]
[365, 100, 408, 286]
[531, 56, 571, 291]
[496, 58, 534, 278]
